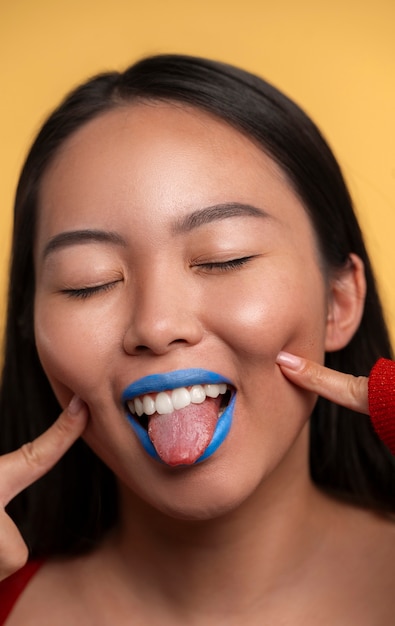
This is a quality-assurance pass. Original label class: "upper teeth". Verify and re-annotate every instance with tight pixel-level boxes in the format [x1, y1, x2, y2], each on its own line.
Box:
[127, 383, 228, 417]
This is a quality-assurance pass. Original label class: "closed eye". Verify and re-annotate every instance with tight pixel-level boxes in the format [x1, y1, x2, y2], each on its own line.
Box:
[61, 280, 122, 299]
[194, 256, 256, 272]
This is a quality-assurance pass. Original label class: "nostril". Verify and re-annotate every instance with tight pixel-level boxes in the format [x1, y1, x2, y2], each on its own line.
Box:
[135, 345, 150, 352]
[134, 339, 186, 353]
[123, 316, 204, 356]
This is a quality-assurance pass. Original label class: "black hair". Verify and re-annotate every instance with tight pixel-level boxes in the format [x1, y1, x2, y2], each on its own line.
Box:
[1, 54, 393, 557]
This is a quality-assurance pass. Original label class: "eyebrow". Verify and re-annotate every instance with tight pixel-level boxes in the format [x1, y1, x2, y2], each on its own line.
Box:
[172, 202, 270, 233]
[42, 229, 127, 260]
[42, 202, 269, 260]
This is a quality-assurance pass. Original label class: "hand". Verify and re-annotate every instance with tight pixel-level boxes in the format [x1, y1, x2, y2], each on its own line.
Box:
[0, 396, 88, 581]
[276, 351, 369, 415]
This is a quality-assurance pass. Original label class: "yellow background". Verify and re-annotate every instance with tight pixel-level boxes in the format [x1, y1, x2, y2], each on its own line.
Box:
[1, 0, 394, 342]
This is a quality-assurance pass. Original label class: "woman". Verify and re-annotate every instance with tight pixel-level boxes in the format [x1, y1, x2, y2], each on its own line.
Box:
[1, 54, 394, 624]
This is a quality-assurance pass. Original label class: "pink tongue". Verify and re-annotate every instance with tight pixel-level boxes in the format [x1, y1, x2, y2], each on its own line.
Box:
[148, 397, 221, 466]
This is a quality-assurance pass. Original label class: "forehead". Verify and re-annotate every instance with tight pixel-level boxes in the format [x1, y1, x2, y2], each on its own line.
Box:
[36, 102, 309, 243]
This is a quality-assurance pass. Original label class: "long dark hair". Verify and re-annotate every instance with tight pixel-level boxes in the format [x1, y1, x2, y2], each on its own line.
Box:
[1, 54, 394, 557]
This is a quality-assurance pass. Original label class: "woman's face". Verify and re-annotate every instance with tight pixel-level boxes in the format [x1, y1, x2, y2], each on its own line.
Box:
[34, 102, 330, 519]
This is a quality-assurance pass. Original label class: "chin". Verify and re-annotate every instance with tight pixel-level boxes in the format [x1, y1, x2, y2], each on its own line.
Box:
[131, 459, 265, 523]
[150, 492, 250, 522]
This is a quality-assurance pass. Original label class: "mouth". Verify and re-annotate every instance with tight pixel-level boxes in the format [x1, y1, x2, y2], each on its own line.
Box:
[122, 369, 236, 467]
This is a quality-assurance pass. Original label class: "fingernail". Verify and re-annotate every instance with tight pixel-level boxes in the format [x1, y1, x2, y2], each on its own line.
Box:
[276, 351, 303, 370]
[68, 395, 83, 415]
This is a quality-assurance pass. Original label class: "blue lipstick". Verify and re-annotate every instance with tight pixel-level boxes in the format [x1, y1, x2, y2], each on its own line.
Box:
[122, 368, 235, 465]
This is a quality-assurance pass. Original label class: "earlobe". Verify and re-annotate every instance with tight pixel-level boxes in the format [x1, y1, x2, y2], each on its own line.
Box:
[324, 253, 366, 352]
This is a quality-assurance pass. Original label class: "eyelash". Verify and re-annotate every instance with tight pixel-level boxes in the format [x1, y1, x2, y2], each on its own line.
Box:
[61, 257, 254, 300]
[195, 256, 255, 272]
[61, 281, 120, 300]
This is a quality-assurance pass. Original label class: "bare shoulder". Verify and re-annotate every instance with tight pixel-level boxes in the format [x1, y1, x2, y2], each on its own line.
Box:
[322, 492, 395, 567]
[339, 500, 395, 556]
[355, 507, 395, 576]
[6, 556, 94, 625]
[6, 549, 139, 625]
[315, 495, 395, 623]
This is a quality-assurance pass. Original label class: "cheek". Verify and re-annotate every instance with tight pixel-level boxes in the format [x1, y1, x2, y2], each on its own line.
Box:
[207, 265, 328, 361]
[34, 299, 119, 406]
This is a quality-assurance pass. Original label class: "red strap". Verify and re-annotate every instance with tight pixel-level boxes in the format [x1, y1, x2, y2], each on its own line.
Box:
[368, 358, 395, 455]
[0, 560, 44, 624]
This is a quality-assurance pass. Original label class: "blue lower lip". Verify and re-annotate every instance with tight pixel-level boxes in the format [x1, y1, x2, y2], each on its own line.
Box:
[122, 369, 235, 466]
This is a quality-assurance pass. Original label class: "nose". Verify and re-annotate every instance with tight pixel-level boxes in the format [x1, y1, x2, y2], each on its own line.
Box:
[123, 271, 204, 356]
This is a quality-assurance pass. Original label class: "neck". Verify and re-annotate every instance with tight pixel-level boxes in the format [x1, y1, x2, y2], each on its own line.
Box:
[104, 429, 331, 619]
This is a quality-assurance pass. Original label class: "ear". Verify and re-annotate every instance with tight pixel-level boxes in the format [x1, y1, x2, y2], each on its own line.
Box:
[324, 253, 366, 352]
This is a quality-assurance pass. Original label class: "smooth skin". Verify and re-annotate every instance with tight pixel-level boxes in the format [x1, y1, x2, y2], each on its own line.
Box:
[3, 103, 395, 624]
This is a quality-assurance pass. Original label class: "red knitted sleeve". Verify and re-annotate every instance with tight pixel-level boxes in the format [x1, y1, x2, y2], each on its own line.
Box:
[0, 560, 45, 624]
[368, 358, 395, 455]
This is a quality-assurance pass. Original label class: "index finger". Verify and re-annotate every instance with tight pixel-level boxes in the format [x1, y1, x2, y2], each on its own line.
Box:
[276, 351, 369, 414]
[0, 395, 88, 506]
